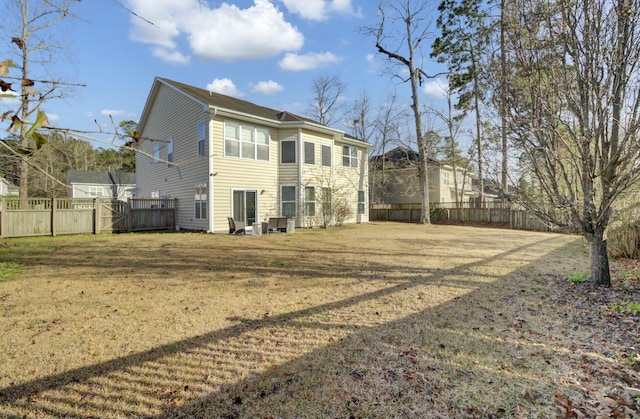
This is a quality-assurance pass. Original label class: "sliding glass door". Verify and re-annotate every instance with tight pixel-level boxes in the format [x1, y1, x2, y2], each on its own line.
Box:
[232, 190, 257, 227]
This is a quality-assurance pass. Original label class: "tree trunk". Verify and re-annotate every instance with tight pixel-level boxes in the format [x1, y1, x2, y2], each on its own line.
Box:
[588, 231, 611, 287]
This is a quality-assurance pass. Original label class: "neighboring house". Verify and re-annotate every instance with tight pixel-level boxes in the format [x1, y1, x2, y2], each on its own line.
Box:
[67, 171, 136, 201]
[0, 177, 18, 197]
[369, 146, 476, 205]
[134, 77, 372, 233]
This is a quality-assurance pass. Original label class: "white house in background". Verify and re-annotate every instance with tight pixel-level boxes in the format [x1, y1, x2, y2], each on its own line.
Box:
[134, 77, 372, 233]
[0, 177, 18, 197]
[66, 171, 136, 201]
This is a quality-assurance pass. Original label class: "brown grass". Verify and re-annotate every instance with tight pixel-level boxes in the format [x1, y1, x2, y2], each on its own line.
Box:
[0, 223, 637, 418]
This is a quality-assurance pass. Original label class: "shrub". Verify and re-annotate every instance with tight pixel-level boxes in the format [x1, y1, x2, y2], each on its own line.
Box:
[608, 221, 640, 259]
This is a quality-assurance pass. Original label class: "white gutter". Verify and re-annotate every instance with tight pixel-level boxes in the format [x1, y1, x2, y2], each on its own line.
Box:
[298, 127, 303, 227]
[207, 108, 217, 233]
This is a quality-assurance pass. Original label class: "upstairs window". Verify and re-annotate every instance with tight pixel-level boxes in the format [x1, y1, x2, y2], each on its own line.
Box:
[256, 128, 269, 161]
[342, 145, 358, 167]
[322, 145, 332, 167]
[304, 142, 315, 164]
[225, 122, 240, 157]
[281, 140, 296, 164]
[197, 121, 206, 157]
[167, 138, 174, 167]
[225, 122, 269, 161]
[153, 143, 161, 163]
[443, 171, 450, 185]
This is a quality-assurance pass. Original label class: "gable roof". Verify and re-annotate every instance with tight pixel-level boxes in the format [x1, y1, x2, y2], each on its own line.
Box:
[67, 171, 135, 186]
[139, 77, 371, 148]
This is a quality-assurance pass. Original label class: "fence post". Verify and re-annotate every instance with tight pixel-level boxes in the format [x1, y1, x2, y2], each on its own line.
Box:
[51, 198, 56, 237]
[94, 197, 100, 234]
[127, 198, 132, 233]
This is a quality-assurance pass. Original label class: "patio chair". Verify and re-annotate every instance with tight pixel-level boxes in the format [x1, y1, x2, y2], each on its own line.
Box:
[267, 217, 287, 233]
[227, 217, 246, 235]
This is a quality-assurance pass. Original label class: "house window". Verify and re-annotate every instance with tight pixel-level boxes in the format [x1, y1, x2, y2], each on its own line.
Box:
[167, 138, 173, 167]
[225, 122, 270, 161]
[304, 186, 316, 217]
[256, 128, 269, 161]
[153, 143, 160, 163]
[89, 186, 103, 197]
[225, 121, 240, 157]
[197, 121, 206, 158]
[357, 190, 365, 214]
[443, 171, 450, 185]
[195, 183, 207, 220]
[281, 185, 296, 217]
[322, 145, 332, 167]
[281, 140, 296, 164]
[342, 145, 358, 167]
[241, 125, 256, 159]
[304, 142, 315, 164]
[456, 172, 462, 185]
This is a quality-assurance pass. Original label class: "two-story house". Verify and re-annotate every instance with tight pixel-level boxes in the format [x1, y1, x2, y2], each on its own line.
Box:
[135, 77, 371, 233]
[369, 146, 475, 205]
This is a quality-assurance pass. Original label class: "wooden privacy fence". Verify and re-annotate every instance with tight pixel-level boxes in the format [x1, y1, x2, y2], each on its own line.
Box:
[370, 203, 554, 232]
[0, 197, 177, 238]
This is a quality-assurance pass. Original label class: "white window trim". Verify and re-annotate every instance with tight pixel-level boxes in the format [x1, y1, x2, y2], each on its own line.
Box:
[322, 144, 332, 167]
[224, 121, 270, 161]
[280, 184, 297, 218]
[304, 185, 316, 217]
[281, 140, 297, 164]
[167, 137, 174, 167]
[342, 145, 358, 167]
[197, 121, 206, 158]
[194, 183, 207, 220]
[304, 141, 315, 165]
[357, 190, 366, 215]
[89, 186, 104, 197]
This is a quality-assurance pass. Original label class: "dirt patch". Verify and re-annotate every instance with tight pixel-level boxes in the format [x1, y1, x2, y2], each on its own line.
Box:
[0, 223, 637, 418]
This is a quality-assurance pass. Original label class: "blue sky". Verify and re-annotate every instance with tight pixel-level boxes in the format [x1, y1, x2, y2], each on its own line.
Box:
[2, 0, 451, 149]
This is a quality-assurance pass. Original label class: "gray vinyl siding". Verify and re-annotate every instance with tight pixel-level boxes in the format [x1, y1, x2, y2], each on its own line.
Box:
[136, 83, 210, 231]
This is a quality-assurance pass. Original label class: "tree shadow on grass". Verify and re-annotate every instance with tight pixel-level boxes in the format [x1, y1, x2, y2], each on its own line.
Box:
[0, 232, 586, 418]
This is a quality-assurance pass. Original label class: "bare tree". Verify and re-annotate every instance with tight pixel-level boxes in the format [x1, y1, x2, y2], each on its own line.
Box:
[1, 0, 78, 198]
[427, 84, 471, 208]
[362, 0, 442, 224]
[506, 0, 640, 286]
[307, 75, 347, 127]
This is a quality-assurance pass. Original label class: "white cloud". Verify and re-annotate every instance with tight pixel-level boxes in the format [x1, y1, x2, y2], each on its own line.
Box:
[279, 51, 340, 71]
[45, 113, 59, 123]
[422, 78, 449, 99]
[0, 90, 20, 108]
[206, 78, 242, 97]
[152, 47, 190, 64]
[280, 0, 356, 20]
[101, 109, 137, 118]
[126, 0, 304, 63]
[251, 80, 284, 95]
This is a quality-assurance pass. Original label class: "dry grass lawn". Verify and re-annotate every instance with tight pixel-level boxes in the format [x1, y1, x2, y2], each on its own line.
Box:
[0, 223, 638, 418]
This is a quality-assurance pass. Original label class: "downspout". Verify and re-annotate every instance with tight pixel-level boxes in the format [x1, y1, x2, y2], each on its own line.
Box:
[207, 107, 217, 233]
[297, 128, 303, 227]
